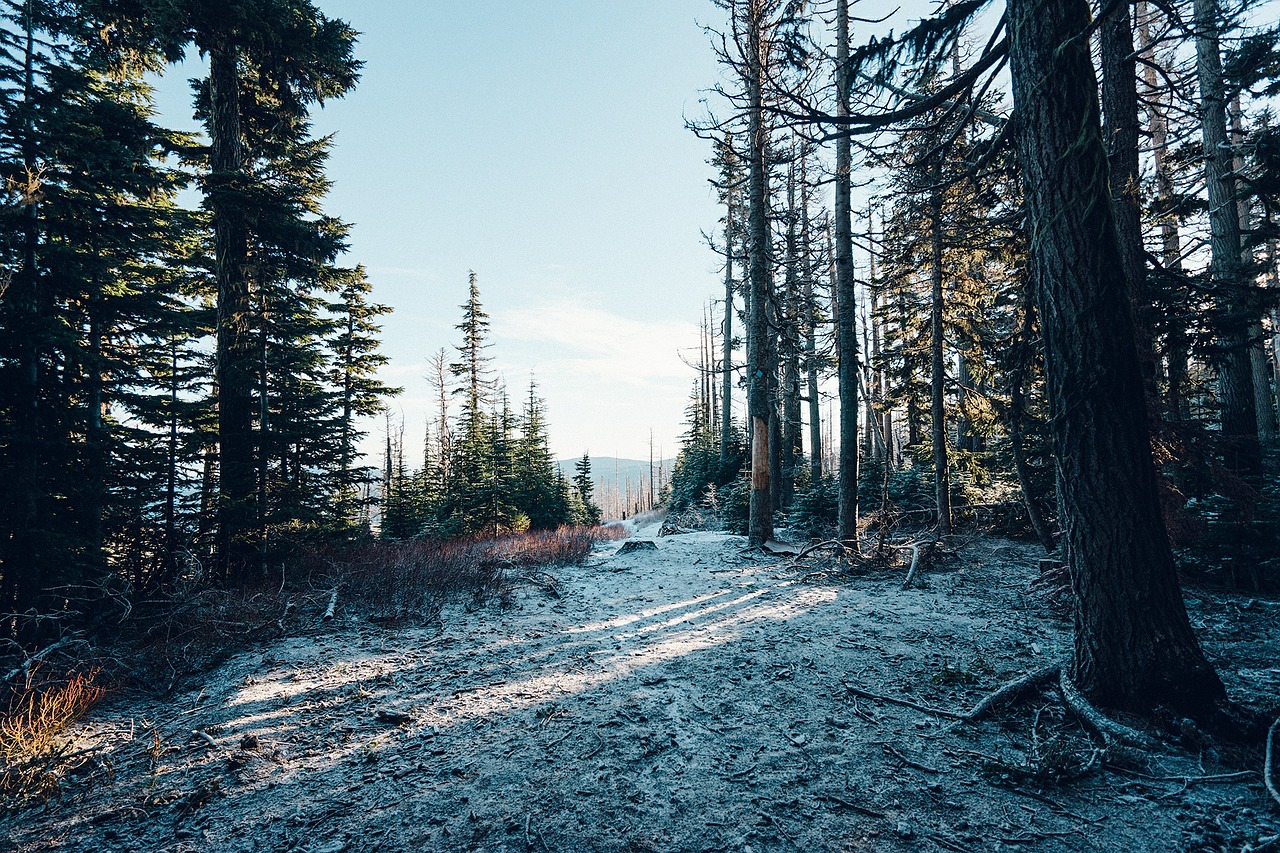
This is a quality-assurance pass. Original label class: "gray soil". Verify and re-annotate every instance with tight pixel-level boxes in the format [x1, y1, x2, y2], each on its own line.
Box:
[4, 522, 1278, 852]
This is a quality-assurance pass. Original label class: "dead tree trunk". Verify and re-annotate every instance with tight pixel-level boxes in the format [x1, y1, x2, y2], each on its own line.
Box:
[1194, 0, 1261, 475]
[834, 0, 860, 542]
[929, 170, 952, 536]
[1138, 4, 1190, 424]
[802, 150, 822, 482]
[745, 0, 774, 545]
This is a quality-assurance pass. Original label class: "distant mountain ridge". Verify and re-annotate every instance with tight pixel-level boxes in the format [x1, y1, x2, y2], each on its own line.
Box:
[554, 456, 675, 493]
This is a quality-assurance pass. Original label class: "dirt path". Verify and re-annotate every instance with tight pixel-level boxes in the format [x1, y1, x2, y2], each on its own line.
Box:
[6, 524, 1278, 852]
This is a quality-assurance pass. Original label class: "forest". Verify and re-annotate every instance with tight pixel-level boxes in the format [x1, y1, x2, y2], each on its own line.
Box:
[1, 0, 1280, 850]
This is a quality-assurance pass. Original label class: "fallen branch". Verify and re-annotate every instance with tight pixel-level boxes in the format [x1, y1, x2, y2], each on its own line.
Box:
[1057, 669, 1155, 749]
[2, 637, 76, 686]
[322, 588, 339, 622]
[817, 793, 887, 819]
[792, 539, 845, 561]
[883, 743, 941, 773]
[1267, 715, 1280, 812]
[1108, 766, 1256, 785]
[191, 730, 219, 750]
[959, 665, 1060, 723]
[900, 542, 923, 589]
[841, 681, 964, 720]
[276, 600, 295, 633]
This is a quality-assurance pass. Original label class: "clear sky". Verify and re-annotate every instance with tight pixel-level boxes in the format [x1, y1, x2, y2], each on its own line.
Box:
[151, 1, 734, 463]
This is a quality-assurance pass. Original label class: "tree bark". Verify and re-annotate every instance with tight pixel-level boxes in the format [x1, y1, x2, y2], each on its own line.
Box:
[780, 160, 801, 507]
[1007, 0, 1224, 714]
[834, 0, 860, 542]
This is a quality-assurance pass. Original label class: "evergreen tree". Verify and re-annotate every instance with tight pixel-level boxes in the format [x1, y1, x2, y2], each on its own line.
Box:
[572, 453, 601, 526]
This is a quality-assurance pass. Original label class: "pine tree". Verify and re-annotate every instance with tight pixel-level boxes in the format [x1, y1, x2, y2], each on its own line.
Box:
[0, 0, 202, 624]
[572, 453, 601, 526]
[155, 0, 362, 582]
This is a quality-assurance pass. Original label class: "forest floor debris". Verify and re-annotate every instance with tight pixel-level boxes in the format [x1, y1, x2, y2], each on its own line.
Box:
[2, 523, 1278, 852]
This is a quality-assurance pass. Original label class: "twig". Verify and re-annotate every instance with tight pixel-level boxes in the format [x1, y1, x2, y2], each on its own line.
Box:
[1108, 766, 1256, 785]
[1003, 786, 1103, 824]
[841, 681, 965, 720]
[762, 812, 797, 848]
[191, 730, 219, 750]
[277, 600, 294, 632]
[792, 539, 845, 561]
[817, 793, 887, 819]
[581, 732, 605, 760]
[2, 637, 75, 686]
[883, 743, 941, 773]
[1267, 715, 1280, 812]
[1057, 670, 1156, 749]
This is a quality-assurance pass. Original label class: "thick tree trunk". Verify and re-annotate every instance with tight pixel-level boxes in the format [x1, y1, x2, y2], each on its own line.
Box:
[929, 177, 952, 536]
[208, 40, 257, 584]
[1008, 0, 1224, 714]
[834, 0, 859, 542]
[745, 1, 774, 545]
[1194, 0, 1260, 475]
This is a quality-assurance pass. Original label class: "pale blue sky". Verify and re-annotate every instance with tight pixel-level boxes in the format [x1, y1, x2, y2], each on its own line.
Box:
[151, 1, 732, 462]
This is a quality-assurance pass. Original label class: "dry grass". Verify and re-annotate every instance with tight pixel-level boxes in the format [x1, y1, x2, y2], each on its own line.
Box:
[0, 667, 106, 811]
[0, 522, 628, 803]
[312, 524, 623, 616]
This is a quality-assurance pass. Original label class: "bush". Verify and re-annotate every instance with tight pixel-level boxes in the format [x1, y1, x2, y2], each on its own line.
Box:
[791, 475, 840, 538]
[720, 468, 751, 535]
[1, 666, 107, 811]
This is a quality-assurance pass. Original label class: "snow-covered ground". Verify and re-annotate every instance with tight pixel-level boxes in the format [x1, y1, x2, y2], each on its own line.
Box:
[6, 525, 1278, 852]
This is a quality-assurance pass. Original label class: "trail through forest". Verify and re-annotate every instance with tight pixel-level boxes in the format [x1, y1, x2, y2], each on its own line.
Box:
[6, 524, 1279, 852]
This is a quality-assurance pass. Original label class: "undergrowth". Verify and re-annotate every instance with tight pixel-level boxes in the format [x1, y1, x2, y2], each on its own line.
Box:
[0, 524, 625, 813]
[0, 666, 107, 812]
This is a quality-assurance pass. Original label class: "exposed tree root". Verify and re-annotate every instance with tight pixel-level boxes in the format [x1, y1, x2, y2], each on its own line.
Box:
[953, 665, 1156, 754]
[959, 665, 1060, 723]
[1267, 715, 1280, 812]
[1057, 669, 1156, 749]
[792, 539, 846, 561]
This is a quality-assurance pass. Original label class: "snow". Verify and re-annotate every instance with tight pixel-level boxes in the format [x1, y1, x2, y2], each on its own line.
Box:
[7, 527, 1278, 852]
